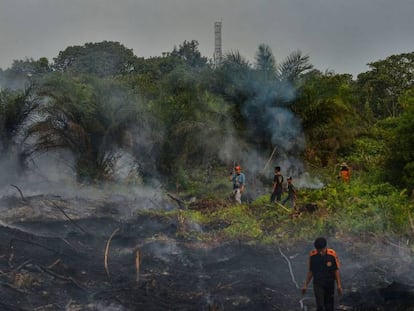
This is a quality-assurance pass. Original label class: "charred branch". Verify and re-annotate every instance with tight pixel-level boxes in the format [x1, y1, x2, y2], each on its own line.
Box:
[167, 193, 187, 209]
[47, 201, 89, 235]
[10, 238, 65, 256]
[9, 184, 27, 202]
[34, 264, 86, 291]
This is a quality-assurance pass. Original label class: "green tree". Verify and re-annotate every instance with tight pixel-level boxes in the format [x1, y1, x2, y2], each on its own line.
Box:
[53, 41, 139, 77]
[1, 57, 51, 90]
[255, 43, 276, 81]
[0, 85, 40, 174]
[383, 88, 414, 191]
[210, 48, 313, 154]
[171, 40, 208, 69]
[118, 54, 183, 102]
[27, 73, 144, 181]
[293, 70, 360, 166]
[0, 86, 39, 148]
[357, 52, 414, 119]
[153, 64, 230, 182]
[211, 50, 253, 134]
[277, 50, 313, 83]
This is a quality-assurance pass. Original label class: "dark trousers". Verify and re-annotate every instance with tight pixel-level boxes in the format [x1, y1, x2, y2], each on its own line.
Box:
[282, 194, 295, 208]
[270, 189, 282, 203]
[314, 283, 335, 311]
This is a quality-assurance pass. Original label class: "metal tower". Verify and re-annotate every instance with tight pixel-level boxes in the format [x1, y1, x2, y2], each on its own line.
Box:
[214, 21, 222, 66]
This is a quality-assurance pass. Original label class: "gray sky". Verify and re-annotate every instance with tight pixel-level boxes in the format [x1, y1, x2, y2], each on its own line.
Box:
[1, 0, 414, 77]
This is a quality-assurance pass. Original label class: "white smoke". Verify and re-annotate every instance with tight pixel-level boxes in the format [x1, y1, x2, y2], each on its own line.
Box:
[267, 106, 305, 151]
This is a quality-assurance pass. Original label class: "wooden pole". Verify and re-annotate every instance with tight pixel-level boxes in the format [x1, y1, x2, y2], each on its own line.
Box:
[262, 146, 277, 173]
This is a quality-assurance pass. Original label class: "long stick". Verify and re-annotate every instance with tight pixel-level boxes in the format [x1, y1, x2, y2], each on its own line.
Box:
[104, 228, 120, 279]
[262, 146, 277, 173]
[275, 201, 291, 213]
[265, 202, 291, 213]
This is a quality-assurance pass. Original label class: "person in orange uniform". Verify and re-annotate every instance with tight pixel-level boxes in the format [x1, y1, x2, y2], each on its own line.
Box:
[302, 237, 343, 311]
[339, 162, 351, 183]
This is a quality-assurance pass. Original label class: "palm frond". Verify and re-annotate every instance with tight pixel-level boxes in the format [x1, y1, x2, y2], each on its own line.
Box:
[277, 50, 313, 82]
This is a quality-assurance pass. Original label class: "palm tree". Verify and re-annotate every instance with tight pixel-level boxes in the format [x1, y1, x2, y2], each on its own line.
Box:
[0, 83, 40, 173]
[255, 43, 276, 81]
[26, 73, 143, 181]
[277, 50, 313, 83]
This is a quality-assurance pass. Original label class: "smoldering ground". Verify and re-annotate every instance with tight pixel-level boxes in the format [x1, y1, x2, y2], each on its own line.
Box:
[0, 190, 414, 310]
[0, 141, 413, 310]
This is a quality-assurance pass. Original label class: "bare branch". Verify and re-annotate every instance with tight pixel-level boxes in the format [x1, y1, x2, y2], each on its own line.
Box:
[10, 184, 27, 202]
[47, 201, 89, 235]
[104, 228, 120, 279]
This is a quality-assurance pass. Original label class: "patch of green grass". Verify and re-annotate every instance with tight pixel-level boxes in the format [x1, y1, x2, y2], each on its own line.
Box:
[141, 172, 414, 246]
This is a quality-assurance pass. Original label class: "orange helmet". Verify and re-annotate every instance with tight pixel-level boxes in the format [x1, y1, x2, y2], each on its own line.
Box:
[235, 165, 241, 170]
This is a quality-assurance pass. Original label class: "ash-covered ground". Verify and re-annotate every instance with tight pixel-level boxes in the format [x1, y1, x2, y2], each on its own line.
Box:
[0, 190, 413, 311]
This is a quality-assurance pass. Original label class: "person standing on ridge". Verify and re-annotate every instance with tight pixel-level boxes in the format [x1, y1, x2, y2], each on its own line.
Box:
[282, 176, 297, 209]
[270, 166, 284, 203]
[302, 237, 343, 311]
[229, 165, 245, 204]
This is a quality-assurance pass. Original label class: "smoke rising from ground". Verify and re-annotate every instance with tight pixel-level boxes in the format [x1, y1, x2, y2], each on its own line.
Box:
[0, 50, 322, 207]
[0, 70, 170, 212]
[219, 72, 323, 191]
[0, 147, 165, 220]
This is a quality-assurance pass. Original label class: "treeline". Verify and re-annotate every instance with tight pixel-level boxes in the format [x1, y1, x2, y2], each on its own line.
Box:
[0, 40, 413, 193]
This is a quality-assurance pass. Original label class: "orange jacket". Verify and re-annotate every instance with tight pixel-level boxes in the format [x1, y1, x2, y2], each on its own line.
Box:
[340, 168, 350, 183]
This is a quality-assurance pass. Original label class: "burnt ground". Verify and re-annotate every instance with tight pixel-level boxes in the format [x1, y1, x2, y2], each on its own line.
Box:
[0, 193, 413, 310]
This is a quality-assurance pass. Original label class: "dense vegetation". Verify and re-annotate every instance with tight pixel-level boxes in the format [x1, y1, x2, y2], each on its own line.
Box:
[0, 40, 413, 245]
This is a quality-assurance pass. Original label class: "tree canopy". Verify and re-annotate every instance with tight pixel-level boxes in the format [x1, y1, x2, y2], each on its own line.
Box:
[0, 40, 414, 192]
[53, 41, 140, 77]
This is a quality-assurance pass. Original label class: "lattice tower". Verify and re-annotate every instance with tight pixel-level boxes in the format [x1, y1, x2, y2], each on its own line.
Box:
[214, 21, 222, 66]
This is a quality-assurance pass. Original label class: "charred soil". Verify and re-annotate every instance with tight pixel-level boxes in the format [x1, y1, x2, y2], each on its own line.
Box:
[0, 194, 413, 310]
